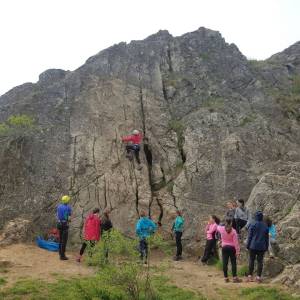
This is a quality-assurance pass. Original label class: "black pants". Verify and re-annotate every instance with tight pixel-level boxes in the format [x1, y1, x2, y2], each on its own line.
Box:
[139, 238, 148, 260]
[201, 239, 216, 262]
[235, 219, 247, 234]
[175, 231, 183, 257]
[126, 144, 141, 164]
[57, 222, 69, 258]
[79, 241, 96, 256]
[249, 249, 265, 277]
[222, 246, 237, 278]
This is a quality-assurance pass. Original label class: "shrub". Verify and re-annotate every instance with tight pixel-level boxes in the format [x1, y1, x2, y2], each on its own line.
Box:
[0, 114, 36, 138]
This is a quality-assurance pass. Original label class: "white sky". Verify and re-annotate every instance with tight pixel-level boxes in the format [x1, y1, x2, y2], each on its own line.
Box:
[0, 0, 299, 96]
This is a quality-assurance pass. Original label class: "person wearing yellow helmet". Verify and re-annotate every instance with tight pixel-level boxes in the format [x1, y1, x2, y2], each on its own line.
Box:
[56, 195, 72, 260]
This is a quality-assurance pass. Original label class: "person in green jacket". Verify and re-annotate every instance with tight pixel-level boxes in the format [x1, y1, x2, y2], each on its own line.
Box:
[172, 210, 185, 261]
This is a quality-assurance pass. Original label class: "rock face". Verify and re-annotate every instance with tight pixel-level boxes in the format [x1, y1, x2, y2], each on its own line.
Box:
[0, 27, 299, 278]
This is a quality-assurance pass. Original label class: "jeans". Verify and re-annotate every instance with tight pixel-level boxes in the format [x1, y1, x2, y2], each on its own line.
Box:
[126, 144, 141, 164]
[201, 239, 216, 263]
[269, 238, 276, 257]
[57, 221, 69, 258]
[249, 249, 265, 277]
[139, 238, 148, 261]
[222, 246, 237, 278]
[175, 231, 183, 257]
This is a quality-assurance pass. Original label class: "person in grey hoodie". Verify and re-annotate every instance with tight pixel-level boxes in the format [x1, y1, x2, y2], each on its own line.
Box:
[234, 199, 250, 234]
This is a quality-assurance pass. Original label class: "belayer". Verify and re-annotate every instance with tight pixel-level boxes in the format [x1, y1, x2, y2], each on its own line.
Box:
[122, 129, 143, 168]
[56, 195, 72, 260]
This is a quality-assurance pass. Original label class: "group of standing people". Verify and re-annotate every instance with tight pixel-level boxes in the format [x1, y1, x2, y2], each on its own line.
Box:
[200, 199, 277, 283]
[56, 195, 277, 283]
[56, 195, 112, 261]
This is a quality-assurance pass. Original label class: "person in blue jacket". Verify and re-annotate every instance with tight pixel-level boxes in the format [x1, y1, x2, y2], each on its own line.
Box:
[265, 216, 277, 258]
[246, 211, 269, 283]
[135, 210, 157, 264]
[172, 210, 185, 261]
[56, 195, 72, 260]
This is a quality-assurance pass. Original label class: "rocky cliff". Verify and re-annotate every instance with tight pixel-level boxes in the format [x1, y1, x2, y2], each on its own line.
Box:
[0, 27, 300, 284]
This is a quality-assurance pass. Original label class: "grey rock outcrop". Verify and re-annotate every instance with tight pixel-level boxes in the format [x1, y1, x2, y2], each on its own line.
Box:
[0, 27, 299, 285]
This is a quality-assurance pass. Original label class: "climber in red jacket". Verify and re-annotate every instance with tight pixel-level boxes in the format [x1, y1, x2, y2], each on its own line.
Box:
[122, 129, 143, 165]
[76, 208, 101, 262]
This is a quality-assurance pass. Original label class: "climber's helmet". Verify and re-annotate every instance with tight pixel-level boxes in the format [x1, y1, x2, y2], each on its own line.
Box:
[133, 129, 139, 135]
[61, 195, 71, 204]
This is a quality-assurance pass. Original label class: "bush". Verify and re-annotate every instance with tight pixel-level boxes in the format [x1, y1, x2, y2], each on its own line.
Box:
[0, 114, 36, 138]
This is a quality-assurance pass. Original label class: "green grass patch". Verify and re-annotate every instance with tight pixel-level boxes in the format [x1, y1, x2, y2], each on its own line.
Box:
[239, 113, 257, 126]
[202, 97, 225, 112]
[0, 277, 6, 286]
[240, 286, 300, 300]
[0, 275, 204, 300]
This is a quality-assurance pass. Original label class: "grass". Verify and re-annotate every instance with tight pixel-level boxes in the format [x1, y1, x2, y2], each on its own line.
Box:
[0, 275, 204, 300]
[240, 287, 300, 300]
[0, 277, 6, 286]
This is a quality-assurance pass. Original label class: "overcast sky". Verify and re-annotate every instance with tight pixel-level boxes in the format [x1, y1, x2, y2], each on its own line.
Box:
[0, 0, 299, 96]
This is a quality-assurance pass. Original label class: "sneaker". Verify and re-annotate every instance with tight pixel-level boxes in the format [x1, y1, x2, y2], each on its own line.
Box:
[246, 275, 254, 282]
[76, 256, 82, 263]
[256, 277, 262, 283]
[224, 278, 230, 283]
[60, 256, 69, 261]
[233, 277, 242, 283]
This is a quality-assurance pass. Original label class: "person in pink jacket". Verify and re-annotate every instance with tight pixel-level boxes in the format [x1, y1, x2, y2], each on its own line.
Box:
[217, 219, 242, 283]
[201, 215, 220, 263]
[122, 129, 143, 166]
[77, 208, 101, 262]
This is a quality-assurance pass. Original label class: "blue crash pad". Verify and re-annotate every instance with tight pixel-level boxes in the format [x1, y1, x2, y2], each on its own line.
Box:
[36, 236, 59, 252]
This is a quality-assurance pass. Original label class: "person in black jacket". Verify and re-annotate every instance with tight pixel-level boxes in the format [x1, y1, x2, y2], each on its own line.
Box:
[246, 211, 269, 283]
[101, 209, 113, 260]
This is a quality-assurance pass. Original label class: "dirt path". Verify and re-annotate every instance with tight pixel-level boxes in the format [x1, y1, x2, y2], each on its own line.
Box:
[0, 244, 94, 286]
[0, 244, 289, 299]
[163, 258, 266, 299]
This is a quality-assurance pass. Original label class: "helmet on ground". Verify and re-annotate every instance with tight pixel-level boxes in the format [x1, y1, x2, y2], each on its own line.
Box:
[61, 195, 71, 204]
[133, 129, 139, 135]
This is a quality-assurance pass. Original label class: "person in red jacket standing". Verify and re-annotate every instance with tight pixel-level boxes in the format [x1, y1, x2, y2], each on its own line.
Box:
[122, 129, 143, 166]
[76, 208, 101, 262]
